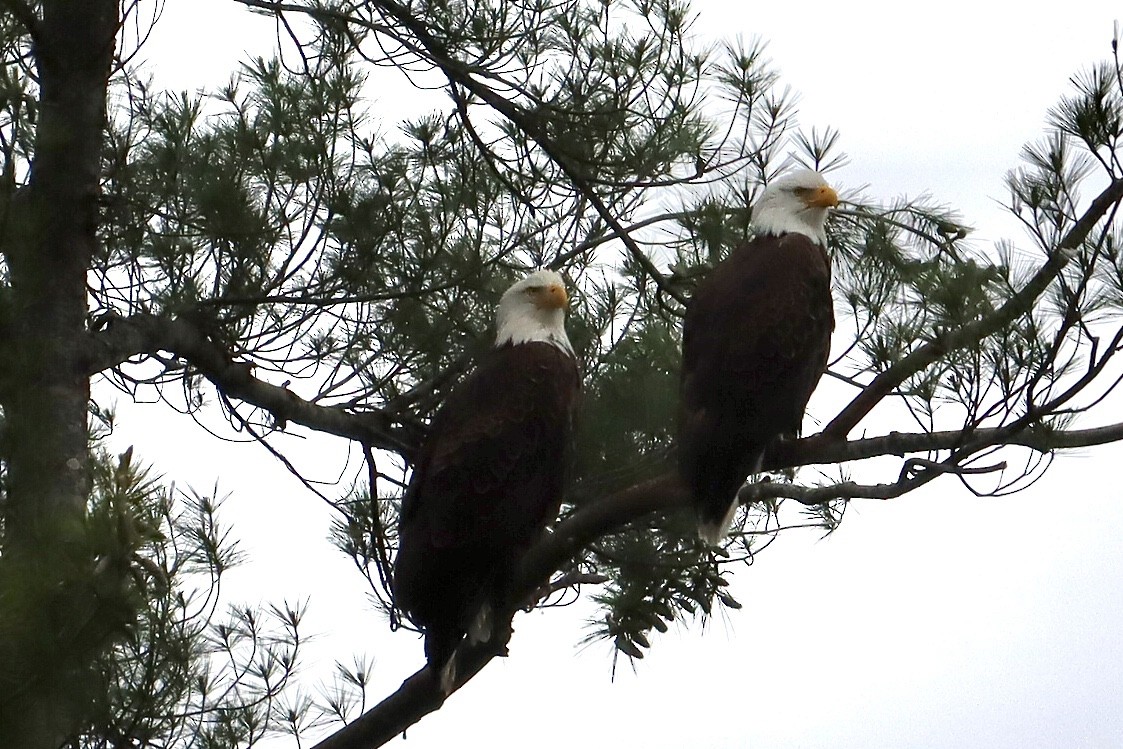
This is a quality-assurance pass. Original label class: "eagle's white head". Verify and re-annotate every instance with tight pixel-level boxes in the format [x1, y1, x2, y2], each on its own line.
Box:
[751, 169, 839, 246]
[495, 269, 574, 355]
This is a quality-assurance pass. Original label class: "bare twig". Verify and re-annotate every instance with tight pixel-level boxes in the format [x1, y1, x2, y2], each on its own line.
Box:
[897, 457, 1007, 481]
[525, 571, 611, 608]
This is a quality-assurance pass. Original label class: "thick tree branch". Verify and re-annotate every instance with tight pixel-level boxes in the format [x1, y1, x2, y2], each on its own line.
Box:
[824, 176, 1123, 439]
[81, 313, 421, 456]
[311, 473, 687, 749]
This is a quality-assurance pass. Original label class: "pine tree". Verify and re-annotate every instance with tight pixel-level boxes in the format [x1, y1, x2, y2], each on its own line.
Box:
[1, 2, 1122, 747]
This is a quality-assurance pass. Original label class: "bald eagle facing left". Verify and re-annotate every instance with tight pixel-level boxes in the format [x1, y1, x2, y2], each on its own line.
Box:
[678, 169, 838, 544]
[393, 270, 580, 692]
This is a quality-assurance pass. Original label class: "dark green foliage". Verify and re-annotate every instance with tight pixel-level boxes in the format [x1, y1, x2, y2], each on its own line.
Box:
[585, 521, 733, 662]
[4, 0, 1123, 744]
[1050, 63, 1123, 155]
[574, 320, 680, 486]
[0, 431, 302, 748]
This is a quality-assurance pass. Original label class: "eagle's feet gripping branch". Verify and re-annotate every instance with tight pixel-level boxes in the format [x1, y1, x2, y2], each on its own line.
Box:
[432, 614, 515, 696]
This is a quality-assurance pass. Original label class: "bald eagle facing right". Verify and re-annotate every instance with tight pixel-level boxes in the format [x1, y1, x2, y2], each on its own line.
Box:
[677, 169, 838, 544]
[393, 270, 580, 692]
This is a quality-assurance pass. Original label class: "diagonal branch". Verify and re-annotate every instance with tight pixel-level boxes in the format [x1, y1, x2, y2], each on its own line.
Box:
[310, 473, 687, 749]
[80, 312, 422, 457]
[824, 176, 1123, 439]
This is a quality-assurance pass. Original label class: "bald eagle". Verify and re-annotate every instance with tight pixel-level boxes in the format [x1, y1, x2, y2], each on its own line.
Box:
[678, 169, 838, 543]
[393, 270, 581, 691]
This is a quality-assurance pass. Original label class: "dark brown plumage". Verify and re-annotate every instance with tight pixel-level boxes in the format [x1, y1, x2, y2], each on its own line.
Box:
[678, 170, 837, 543]
[393, 271, 580, 690]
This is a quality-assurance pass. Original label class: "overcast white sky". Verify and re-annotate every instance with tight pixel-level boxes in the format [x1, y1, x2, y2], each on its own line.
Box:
[119, 2, 1123, 747]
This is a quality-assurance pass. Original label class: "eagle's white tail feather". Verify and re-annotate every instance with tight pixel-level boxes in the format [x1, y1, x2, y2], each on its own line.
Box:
[438, 657, 457, 695]
[467, 603, 493, 646]
[697, 497, 739, 546]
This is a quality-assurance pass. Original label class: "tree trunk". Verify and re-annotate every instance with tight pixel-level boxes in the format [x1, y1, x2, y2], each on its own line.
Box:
[0, 2, 118, 746]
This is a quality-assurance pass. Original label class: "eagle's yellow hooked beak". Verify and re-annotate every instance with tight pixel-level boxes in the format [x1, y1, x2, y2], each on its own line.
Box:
[804, 184, 839, 209]
[533, 282, 569, 310]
